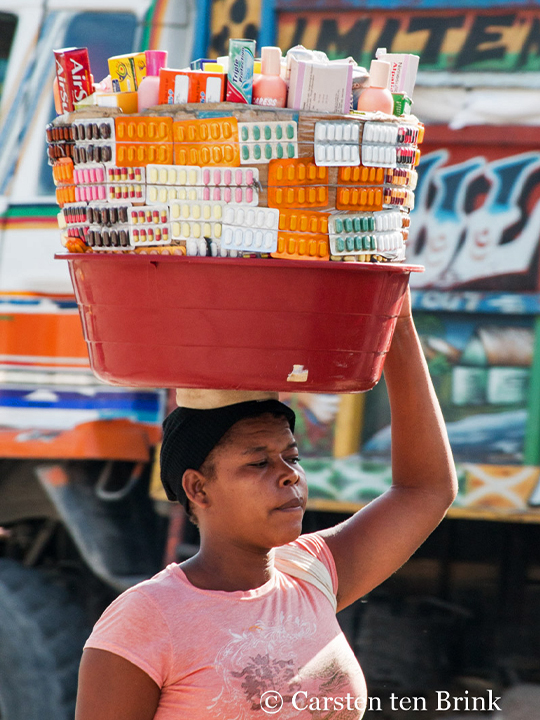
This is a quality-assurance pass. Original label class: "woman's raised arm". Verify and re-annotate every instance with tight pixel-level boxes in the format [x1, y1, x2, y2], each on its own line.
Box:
[319, 288, 458, 611]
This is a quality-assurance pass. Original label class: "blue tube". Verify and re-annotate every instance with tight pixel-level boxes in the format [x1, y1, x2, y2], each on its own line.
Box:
[258, 0, 276, 48]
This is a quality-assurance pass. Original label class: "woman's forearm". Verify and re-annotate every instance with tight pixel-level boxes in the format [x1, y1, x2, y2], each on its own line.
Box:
[383, 315, 458, 504]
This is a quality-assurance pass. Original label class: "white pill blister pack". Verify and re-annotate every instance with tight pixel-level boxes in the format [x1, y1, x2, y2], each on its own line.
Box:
[314, 121, 361, 167]
[221, 205, 279, 253]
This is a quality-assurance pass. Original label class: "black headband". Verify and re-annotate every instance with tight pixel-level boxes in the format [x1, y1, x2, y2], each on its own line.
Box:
[160, 399, 296, 507]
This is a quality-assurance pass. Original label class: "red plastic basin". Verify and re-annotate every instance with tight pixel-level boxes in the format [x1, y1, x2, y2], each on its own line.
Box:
[59, 254, 422, 392]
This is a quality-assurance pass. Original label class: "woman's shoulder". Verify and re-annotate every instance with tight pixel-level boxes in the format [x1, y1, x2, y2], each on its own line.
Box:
[274, 532, 338, 611]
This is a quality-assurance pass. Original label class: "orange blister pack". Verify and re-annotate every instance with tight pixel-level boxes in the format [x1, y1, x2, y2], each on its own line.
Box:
[268, 159, 329, 208]
[115, 116, 173, 167]
[173, 118, 240, 167]
[338, 166, 385, 186]
[272, 233, 330, 261]
[52, 157, 75, 184]
[272, 209, 330, 261]
[277, 209, 329, 235]
[336, 165, 385, 211]
[336, 187, 384, 212]
[55, 186, 76, 206]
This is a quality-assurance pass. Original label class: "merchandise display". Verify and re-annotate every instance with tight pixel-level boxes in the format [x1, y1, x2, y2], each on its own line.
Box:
[48, 40, 423, 391]
[49, 41, 421, 262]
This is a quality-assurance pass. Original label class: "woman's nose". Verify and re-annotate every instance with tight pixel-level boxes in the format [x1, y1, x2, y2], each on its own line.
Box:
[278, 459, 300, 486]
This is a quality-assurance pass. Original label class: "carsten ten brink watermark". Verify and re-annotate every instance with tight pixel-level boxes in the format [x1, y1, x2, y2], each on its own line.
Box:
[259, 689, 502, 714]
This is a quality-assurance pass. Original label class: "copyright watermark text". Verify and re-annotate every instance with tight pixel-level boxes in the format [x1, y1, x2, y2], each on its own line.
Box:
[260, 690, 502, 714]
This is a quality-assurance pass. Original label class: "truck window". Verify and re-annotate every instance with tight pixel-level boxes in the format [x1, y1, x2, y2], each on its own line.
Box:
[0, 12, 17, 102]
[38, 11, 138, 196]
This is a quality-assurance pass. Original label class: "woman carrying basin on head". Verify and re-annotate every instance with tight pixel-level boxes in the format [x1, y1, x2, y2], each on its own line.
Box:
[75, 288, 458, 720]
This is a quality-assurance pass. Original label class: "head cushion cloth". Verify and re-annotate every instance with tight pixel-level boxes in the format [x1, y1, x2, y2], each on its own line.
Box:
[160, 399, 296, 506]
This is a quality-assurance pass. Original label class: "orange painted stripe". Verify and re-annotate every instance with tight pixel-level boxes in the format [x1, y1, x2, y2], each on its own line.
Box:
[0, 313, 89, 361]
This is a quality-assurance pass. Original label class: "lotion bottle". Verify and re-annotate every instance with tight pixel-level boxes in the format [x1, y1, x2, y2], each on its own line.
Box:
[356, 59, 393, 114]
[252, 46, 287, 108]
[138, 50, 168, 111]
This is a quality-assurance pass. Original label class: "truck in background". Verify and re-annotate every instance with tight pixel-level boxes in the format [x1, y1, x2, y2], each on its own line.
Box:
[0, 3, 194, 718]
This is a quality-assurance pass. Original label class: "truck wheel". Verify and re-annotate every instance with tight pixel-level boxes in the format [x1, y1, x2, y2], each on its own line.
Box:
[0, 559, 90, 720]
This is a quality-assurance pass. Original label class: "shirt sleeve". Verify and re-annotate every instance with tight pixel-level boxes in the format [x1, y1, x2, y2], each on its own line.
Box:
[84, 587, 173, 688]
[290, 532, 338, 595]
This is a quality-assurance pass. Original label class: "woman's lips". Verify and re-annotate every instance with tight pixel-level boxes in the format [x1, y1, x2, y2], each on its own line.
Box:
[275, 497, 304, 511]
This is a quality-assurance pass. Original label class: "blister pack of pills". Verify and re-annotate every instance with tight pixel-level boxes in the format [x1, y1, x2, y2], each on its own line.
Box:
[87, 202, 131, 227]
[273, 233, 330, 261]
[106, 166, 146, 202]
[136, 246, 187, 256]
[62, 203, 89, 226]
[87, 226, 132, 250]
[72, 163, 107, 202]
[268, 159, 329, 208]
[72, 119, 116, 165]
[383, 187, 415, 210]
[201, 167, 259, 204]
[330, 230, 404, 257]
[86, 201, 133, 251]
[129, 205, 171, 246]
[277, 208, 329, 235]
[221, 205, 279, 253]
[314, 121, 360, 167]
[238, 121, 298, 164]
[329, 210, 403, 237]
[185, 238, 220, 257]
[361, 121, 420, 169]
[115, 116, 174, 166]
[46, 123, 74, 163]
[385, 167, 418, 190]
[170, 200, 224, 241]
[174, 117, 239, 166]
[336, 187, 384, 212]
[52, 158, 75, 185]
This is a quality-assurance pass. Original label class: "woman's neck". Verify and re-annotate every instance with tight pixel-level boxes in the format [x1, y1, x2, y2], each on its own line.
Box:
[179, 538, 275, 592]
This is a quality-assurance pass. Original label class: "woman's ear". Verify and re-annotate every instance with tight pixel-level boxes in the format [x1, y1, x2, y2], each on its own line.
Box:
[182, 469, 211, 512]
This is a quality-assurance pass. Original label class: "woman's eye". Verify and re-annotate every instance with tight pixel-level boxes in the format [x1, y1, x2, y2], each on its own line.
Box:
[287, 457, 301, 465]
[250, 460, 268, 468]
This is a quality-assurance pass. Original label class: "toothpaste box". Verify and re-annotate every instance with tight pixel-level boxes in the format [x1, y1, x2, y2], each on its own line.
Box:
[54, 47, 93, 113]
[287, 59, 353, 115]
[158, 69, 226, 104]
[108, 52, 147, 92]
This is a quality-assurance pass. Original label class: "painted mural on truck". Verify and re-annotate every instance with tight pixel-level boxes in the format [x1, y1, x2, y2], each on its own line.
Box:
[407, 143, 540, 290]
[276, 1, 540, 72]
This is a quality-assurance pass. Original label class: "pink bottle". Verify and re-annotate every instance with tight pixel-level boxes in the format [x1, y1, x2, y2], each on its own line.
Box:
[138, 50, 168, 111]
[252, 47, 287, 108]
[356, 59, 394, 114]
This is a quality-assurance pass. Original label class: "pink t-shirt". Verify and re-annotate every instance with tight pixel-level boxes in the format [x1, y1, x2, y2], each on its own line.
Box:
[84, 532, 367, 719]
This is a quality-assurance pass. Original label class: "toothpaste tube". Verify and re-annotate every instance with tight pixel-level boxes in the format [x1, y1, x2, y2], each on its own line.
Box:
[54, 47, 93, 113]
[226, 39, 255, 104]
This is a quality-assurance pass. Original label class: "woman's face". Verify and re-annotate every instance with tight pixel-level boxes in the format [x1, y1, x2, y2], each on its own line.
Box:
[196, 413, 308, 550]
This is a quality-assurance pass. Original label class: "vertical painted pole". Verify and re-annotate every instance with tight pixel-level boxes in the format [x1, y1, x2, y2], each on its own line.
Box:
[258, 0, 276, 48]
[524, 315, 540, 465]
[192, 0, 213, 60]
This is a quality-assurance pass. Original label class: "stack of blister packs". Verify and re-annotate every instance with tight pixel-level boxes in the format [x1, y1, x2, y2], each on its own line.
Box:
[48, 103, 422, 262]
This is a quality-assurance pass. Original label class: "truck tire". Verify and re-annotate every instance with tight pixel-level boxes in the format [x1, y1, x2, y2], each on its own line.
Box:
[0, 559, 90, 720]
